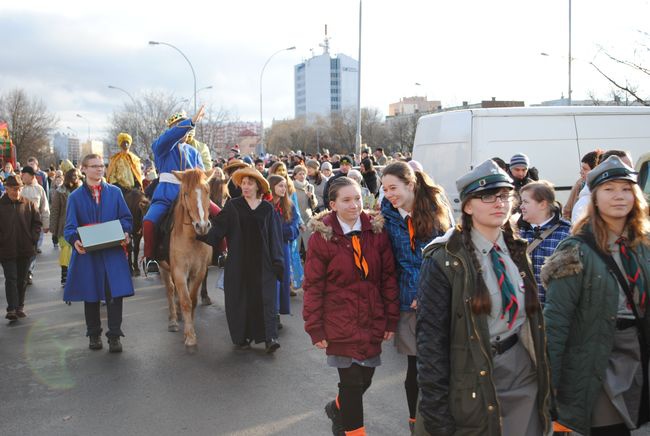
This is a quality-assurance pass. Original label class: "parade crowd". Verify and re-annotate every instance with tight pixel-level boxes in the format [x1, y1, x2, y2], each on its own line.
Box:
[1, 107, 649, 436]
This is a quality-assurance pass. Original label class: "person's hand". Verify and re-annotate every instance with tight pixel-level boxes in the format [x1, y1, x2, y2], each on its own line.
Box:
[192, 105, 206, 124]
[74, 239, 87, 255]
[384, 331, 394, 341]
[315, 339, 328, 349]
[410, 299, 418, 310]
[124, 232, 131, 245]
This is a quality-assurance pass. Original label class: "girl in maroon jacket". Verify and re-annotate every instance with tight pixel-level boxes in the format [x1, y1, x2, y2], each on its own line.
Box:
[303, 176, 400, 436]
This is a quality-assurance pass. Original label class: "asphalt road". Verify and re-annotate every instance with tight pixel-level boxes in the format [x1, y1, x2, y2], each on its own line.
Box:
[4, 244, 650, 436]
[0, 243, 411, 436]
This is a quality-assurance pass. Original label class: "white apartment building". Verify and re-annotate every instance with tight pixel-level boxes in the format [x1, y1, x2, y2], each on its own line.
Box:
[52, 132, 81, 163]
[294, 37, 359, 119]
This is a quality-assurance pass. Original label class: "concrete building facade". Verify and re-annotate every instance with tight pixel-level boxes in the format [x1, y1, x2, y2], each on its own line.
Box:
[294, 41, 359, 120]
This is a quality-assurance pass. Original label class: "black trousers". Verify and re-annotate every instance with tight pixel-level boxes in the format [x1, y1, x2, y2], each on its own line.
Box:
[337, 364, 375, 431]
[84, 282, 123, 338]
[1, 257, 30, 311]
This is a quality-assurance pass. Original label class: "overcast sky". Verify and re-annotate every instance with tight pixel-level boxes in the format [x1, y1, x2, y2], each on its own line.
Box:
[2, 0, 650, 142]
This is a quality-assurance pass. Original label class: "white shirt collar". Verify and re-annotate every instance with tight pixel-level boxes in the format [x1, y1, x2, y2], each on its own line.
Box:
[337, 215, 362, 234]
[397, 207, 411, 219]
[532, 215, 554, 229]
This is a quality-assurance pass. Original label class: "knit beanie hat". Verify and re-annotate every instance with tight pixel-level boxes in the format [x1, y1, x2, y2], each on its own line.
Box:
[321, 161, 333, 171]
[509, 153, 530, 169]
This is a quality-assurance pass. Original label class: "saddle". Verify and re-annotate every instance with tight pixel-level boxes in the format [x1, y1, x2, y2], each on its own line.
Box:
[153, 199, 176, 263]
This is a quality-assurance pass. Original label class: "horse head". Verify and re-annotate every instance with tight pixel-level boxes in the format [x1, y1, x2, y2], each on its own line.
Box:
[172, 168, 215, 236]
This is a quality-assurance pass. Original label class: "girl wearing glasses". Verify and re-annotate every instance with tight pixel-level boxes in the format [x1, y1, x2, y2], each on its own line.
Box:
[543, 156, 650, 436]
[415, 159, 551, 435]
[303, 177, 399, 436]
[379, 161, 453, 433]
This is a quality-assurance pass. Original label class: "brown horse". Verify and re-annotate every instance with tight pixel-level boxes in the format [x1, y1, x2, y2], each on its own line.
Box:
[123, 188, 150, 276]
[159, 168, 214, 350]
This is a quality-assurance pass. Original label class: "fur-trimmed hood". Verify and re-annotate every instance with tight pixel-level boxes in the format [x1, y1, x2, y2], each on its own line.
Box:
[308, 209, 385, 241]
[540, 240, 583, 289]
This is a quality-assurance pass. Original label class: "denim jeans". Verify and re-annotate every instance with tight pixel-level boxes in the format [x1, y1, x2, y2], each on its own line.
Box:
[1, 257, 30, 311]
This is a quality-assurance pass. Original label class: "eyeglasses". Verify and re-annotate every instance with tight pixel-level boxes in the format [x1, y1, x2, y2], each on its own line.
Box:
[85, 165, 104, 169]
[478, 193, 513, 204]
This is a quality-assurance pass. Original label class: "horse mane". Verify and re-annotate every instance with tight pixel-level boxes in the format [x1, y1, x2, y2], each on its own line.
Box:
[173, 169, 206, 236]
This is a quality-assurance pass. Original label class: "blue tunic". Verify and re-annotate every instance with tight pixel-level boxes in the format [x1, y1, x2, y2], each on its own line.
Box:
[144, 118, 205, 224]
[63, 182, 134, 302]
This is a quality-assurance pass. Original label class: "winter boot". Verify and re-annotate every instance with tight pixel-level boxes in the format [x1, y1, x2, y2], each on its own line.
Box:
[108, 337, 123, 353]
[325, 399, 345, 436]
[89, 336, 103, 350]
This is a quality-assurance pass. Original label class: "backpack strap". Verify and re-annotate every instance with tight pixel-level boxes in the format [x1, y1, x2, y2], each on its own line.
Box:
[526, 223, 561, 255]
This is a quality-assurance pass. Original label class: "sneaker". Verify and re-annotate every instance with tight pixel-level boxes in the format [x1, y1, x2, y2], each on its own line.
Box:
[36, 248, 42, 254]
[325, 400, 345, 436]
[5, 310, 18, 321]
[89, 336, 103, 350]
[145, 259, 159, 274]
[108, 337, 123, 353]
[265, 338, 280, 354]
[26, 273, 33, 285]
[15, 308, 26, 318]
[234, 340, 251, 351]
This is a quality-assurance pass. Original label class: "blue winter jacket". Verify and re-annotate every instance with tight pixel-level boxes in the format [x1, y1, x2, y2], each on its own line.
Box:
[64, 182, 134, 302]
[381, 197, 444, 312]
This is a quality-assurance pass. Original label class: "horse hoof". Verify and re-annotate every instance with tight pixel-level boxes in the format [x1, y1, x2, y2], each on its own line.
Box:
[132, 269, 141, 277]
[168, 323, 179, 332]
[201, 296, 212, 306]
[185, 343, 198, 354]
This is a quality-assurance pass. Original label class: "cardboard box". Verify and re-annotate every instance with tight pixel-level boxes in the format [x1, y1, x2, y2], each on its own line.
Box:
[78, 220, 125, 252]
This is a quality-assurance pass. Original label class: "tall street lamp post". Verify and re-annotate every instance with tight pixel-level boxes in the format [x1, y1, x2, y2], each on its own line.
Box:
[108, 85, 139, 147]
[76, 113, 91, 141]
[355, 0, 363, 155]
[149, 40, 197, 114]
[259, 46, 296, 156]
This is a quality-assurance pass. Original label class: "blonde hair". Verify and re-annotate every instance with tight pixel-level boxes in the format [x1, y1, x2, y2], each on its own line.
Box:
[573, 181, 650, 252]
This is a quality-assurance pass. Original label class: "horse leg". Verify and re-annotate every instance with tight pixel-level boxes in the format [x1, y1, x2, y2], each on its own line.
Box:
[173, 269, 196, 349]
[132, 233, 142, 276]
[161, 268, 179, 332]
[200, 269, 211, 306]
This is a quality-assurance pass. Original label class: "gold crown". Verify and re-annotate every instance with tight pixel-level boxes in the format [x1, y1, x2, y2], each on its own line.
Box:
[166, 111, 187, 127]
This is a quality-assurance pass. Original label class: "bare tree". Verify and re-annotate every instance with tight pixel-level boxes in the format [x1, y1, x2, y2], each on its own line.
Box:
[106, 91, 189, 161]
[0, 89, 58, 165]
[591, 40, 650, 105]
[386, 112, 420, 153]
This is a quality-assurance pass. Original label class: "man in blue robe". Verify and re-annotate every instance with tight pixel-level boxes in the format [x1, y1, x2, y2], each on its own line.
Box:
[64, 153, 134, 352]
[142, 106, 219, 265]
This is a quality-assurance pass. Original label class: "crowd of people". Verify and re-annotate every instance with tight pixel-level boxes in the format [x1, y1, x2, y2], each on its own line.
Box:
[1, 107, 649, 436]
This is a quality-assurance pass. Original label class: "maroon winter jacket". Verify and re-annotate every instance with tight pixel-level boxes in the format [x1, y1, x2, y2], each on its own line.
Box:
[303, 210, 400, 361]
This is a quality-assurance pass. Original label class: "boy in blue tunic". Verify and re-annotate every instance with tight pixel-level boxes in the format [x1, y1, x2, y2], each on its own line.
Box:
[142, 106, 219, 265]
[64, 154, 134, 352]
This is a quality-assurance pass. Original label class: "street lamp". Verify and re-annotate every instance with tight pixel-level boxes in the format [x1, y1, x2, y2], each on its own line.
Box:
[259, 46, 296, 155]
[76, 113, 91, 141]
[149, 40, 197, 114]
[66, 126, 78, 137]
[108, 85, 139, 147]
[355, 0, 363, 155]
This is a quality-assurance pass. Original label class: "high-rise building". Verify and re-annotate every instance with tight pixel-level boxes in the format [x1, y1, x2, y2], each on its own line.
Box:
[294, 32, 359, 120]
[52, 132, 81, 164]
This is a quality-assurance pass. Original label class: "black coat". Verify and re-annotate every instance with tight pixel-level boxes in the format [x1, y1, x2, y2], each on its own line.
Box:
[362, 170, 379, 195]
[199, 197, 284, 344]
[0, 195, 42, 261]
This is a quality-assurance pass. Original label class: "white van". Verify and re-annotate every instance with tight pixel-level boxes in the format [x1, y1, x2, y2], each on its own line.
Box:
[412, 106, 650, 212]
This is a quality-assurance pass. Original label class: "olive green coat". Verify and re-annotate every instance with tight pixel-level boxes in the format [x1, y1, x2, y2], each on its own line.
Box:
[542, 235, 650, 435]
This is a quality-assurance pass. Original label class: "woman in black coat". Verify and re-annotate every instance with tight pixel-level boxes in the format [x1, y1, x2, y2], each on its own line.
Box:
[199, 168, 285, 353]
[361, 158, 379, 196]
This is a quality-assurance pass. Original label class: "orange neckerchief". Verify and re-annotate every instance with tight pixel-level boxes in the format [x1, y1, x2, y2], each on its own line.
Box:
[350, 233, 369, 279]
[405, 215, 416, 252]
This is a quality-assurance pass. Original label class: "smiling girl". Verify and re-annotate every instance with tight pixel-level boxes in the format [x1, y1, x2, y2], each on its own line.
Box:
[543, 156, 650, 435]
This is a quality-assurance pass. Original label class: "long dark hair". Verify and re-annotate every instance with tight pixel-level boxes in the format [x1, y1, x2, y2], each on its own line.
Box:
[381, 161, 451, 238]
[460, 190, 539, 317]
[63, 168, 80, 190]
[269, 174, 293, 222]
